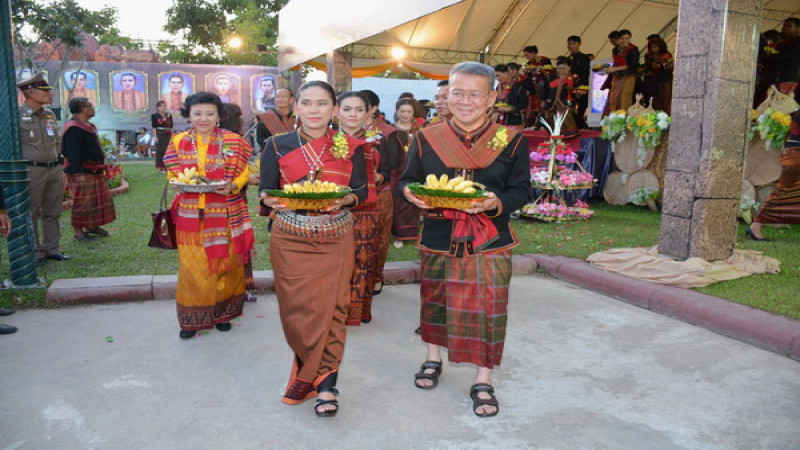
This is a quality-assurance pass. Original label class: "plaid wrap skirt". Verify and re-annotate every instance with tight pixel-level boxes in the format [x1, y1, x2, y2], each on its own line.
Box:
[419, 249, 512, 369]
[67, 173, 116, 228]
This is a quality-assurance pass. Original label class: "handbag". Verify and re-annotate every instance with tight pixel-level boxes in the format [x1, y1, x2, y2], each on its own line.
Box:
[148, 182, 177, 250]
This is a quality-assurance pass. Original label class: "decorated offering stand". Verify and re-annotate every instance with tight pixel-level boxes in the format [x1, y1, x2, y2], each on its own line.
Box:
[521, 112, 595, 222]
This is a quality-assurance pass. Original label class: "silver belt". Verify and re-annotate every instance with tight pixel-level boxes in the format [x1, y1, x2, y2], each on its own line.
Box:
[273, 210, 353, 238]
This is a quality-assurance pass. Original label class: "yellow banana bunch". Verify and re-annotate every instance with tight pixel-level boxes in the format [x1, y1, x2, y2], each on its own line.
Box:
[423, 174, 480, 194]
[283, 180, 345, 194]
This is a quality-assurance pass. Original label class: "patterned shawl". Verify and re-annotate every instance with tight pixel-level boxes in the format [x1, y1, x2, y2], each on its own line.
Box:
[164, 128, 254, 274]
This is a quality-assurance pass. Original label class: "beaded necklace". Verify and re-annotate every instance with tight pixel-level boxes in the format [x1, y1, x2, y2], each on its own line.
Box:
[297, 129, 326, 181]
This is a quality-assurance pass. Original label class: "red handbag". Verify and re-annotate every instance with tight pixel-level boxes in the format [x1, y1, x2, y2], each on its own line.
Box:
[148, 182, 177, 250]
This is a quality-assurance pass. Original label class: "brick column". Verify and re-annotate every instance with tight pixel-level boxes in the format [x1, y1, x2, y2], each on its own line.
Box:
[658, 0, 763, 261]
[326, 48, 352, 93]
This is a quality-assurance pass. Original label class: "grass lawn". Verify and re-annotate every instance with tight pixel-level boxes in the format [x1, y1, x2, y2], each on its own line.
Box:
[2, 161, 798, 320]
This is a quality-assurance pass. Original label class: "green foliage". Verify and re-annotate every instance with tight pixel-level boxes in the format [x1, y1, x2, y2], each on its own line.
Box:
[161, 0, 287, 66]
[97, 28, 142, 50]
[13, 0, 116, 47]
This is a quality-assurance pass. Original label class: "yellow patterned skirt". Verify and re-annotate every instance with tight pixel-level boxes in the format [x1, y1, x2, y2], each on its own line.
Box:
[176, 229, 245, 330]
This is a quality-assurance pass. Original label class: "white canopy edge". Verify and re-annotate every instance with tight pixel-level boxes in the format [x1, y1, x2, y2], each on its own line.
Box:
[278, 0, 464, 71]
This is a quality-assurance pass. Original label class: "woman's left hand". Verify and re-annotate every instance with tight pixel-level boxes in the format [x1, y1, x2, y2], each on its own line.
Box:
[465, 192, 500, 215]
[214, 181, 236, 196]
[322, 194, 355, 212]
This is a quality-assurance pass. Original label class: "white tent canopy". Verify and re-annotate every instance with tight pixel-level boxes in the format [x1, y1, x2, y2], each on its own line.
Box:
[278, 0, 799, 71]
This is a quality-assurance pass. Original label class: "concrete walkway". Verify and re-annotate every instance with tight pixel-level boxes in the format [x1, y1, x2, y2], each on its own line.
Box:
[1, 274, 799, 449]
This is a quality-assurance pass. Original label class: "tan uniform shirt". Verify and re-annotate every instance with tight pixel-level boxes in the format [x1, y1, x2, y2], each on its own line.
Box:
[19, 103, 60, 162]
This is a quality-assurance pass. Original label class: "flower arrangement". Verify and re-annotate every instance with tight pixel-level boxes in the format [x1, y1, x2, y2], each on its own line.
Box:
[521, 198, 594, 222]
[600, 110, 628, 143]
[626, 111, 671, 150]
[629, 187, 660, 210]
[331, 131, 350, 159]
[105, 163, 124, 189]
[488, 126, 509, 150]
[753, 107, 792, 150]
[530, 168, 594, 189]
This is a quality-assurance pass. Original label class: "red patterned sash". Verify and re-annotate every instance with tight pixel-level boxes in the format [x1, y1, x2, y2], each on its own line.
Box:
[258, 109, 295, 136]
[277, 130, 355, 187]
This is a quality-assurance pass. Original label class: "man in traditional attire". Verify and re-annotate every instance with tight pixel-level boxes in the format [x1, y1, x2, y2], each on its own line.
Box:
[255, 88, 296, 150]
[567, 36, 591, 128]
[61, 97, 116, 242]
[400, 62, 531, 417]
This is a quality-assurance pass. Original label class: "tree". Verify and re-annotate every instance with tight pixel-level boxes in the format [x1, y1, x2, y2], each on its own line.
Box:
[11, 0, 118, 77]
[161, 0, 287, 66]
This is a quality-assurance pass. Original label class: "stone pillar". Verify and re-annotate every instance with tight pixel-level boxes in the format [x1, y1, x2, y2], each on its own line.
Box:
[658, 0, 763, 261]
[326, 48, 352, 93]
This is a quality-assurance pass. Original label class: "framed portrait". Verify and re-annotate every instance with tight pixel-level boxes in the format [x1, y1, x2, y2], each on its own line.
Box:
[251, 73, 278, 113]
[158, 71, 195, 114]
[61, 69, 99, 109]
[109, 69, 149, 112]
[206, 72, 242, 105]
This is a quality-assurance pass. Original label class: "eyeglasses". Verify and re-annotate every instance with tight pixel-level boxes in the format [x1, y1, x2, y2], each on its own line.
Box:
[448, 90, 491, 102]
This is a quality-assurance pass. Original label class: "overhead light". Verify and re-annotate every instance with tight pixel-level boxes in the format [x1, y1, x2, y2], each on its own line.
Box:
[391, 46, 406, 60]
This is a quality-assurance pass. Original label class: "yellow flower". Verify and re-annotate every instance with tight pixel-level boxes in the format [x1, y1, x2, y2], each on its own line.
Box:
[648, 127, 656, 133]
[331, 131, 350, 159]
[636, 117, 646, 127]
[488, 126, 509, 150]
[779, 115, 791, 127]
[750, 109, 759, 121]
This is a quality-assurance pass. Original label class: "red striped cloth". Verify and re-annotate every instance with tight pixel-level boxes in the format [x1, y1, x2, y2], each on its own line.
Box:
[67, 173, 116, 228]
[419, 249, 512, 369]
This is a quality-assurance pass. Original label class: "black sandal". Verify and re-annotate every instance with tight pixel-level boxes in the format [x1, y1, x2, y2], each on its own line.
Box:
[414, 360, 442, 390]
[87, 227, 110, 237]
[315, 387, 339, 417]
[470, 383, 499, 417]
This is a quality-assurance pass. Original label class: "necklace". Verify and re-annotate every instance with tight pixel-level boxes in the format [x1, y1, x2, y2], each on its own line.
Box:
[297, 130, 326, 181]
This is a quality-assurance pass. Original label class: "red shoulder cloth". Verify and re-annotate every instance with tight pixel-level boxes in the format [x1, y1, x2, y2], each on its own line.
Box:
[277, 130, 356, 187]
[419, 121, 518, 169]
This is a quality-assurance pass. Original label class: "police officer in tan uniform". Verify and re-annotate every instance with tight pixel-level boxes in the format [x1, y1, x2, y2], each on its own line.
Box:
[17, 72, 70, 265]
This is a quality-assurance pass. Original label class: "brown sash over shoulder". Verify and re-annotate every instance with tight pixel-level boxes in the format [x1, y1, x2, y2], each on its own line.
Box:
[419, 122, 519, 169]
[258, 109, 295, 136]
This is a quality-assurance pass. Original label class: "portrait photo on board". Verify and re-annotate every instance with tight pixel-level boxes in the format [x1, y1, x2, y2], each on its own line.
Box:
[251, 73, 277, 112]
[61, 69, 99, 108]
[158, 71, 195, 114]
[110, 70, 149, 112]
[206, 72, 241, 105]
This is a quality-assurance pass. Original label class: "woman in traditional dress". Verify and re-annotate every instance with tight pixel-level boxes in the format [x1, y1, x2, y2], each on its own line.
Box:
[360, 90, 401, 296]
[259, 81, 368, 417]
[747, 110, 800, 240]
[151, 100, 173, 171]
[642, 37, 674, 113]
[335, 91, 381, 325]
[400, 62, 531, 417]
[163, 92, 254, 339]
[388, 98, 422, 246]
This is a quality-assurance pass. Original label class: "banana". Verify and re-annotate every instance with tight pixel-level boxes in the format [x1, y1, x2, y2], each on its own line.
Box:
[438, 174, 449, 186]
[453, 180, 473, 192]
[425, 174, 439, 189]
[447, 176, 464, 187]
[462, 187, 476, 194]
